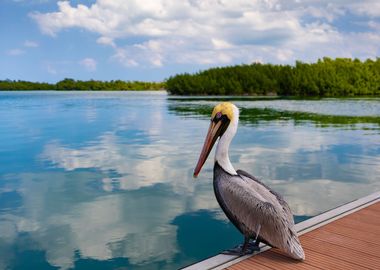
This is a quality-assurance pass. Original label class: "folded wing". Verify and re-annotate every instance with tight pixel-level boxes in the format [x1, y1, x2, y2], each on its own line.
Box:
[217, 170, 305, 260]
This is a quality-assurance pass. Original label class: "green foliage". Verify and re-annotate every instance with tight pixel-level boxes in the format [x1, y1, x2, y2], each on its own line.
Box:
[0, 80, 54, 90]
[169, 103, 380, 130]
[0, 79, 165, 91]
[166, 58, 380, 96]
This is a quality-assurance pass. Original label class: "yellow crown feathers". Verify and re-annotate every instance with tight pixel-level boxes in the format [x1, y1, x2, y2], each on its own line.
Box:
[211, 102, 235, 121]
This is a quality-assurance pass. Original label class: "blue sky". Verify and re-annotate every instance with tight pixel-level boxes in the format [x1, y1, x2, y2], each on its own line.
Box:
[1, 0, 379, 83]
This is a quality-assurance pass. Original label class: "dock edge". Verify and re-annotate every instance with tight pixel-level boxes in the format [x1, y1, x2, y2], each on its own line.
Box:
[182, 191, 380, 270]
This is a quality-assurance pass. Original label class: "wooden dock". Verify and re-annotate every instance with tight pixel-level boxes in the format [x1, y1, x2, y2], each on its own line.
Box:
[226, 201, 380, 270]
[184, 191, 380, 270]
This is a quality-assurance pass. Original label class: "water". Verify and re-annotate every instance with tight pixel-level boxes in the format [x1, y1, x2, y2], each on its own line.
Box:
[0, 91, 379, 270]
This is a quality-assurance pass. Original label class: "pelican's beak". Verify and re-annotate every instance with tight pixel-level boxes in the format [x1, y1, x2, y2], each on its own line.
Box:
[194, 117, 229, 177]
[193, 121, 221, 178]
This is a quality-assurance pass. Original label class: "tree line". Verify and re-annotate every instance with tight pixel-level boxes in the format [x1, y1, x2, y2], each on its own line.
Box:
[0, 78, 165, 91]
[166, 58, 380, 96]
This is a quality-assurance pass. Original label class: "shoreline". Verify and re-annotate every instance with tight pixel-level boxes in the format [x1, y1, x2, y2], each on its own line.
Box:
[1, 89, 380, 99]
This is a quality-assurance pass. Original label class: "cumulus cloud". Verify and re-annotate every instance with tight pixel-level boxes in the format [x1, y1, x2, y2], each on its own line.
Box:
[96, 36, 115, 47]
[30, 1, 379, 67]
[349, 1, 380, 17]
[79, 57, 97, 71]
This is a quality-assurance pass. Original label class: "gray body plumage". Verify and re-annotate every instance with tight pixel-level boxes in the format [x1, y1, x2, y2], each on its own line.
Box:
[213, 161, 305, 260]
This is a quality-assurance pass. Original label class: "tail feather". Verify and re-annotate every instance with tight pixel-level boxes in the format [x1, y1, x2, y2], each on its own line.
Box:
[288, 234, 305, 260]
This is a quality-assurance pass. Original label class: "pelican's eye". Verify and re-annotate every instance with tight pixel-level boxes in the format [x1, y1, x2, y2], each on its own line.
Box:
[213, 111, 222, 122]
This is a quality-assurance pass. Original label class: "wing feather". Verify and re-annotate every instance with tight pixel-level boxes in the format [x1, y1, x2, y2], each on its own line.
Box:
[237, 169, 294, 225]
[218, 172, 304, 260]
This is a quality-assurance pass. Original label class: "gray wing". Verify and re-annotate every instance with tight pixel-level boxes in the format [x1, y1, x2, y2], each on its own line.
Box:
[218, 172, 304, 260]
[237, 169, 294, 225]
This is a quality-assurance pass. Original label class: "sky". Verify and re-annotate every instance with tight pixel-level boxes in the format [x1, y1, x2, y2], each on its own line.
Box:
[0, 0, 379, 82]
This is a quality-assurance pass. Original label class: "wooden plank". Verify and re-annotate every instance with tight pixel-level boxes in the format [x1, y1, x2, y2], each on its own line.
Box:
[322, 223, 380, 244]
[345, 211, 380, 225]
[186, 193, 380, 270]
[305, 229, 380, 256]
[357, 208, 380, 218]
[300, 236, 380, 269]
[223, 201, 380, 270]
[282, 247, 369, 270]
[367, 202, 380, 211]
[342, 207, 380, 219]
[333, 217, 380, 235]
[246, 250, 321, 270]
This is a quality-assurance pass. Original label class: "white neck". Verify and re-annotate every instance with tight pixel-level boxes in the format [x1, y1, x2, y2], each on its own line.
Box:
[215, 106, 239, 175]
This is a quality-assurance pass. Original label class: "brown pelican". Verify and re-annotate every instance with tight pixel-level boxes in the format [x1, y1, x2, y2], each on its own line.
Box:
[193, 102, 305, 260]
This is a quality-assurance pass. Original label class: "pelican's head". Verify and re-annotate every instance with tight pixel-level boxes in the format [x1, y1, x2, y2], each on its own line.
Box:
[193, 102, 238, 177]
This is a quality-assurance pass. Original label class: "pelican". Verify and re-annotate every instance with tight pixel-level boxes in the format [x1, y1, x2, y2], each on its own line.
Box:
[193, 102, 305, 260]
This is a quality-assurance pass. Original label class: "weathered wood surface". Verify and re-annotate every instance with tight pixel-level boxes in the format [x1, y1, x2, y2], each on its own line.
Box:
[226, 202, 380, 270]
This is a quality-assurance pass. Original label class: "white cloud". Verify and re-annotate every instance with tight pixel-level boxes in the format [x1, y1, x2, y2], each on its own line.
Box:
[24, 40, 39, 47]
[211, 38, 233, 50]
[349, 1, 380, 17]
[79, 57, 97, 71]
[96, 36, 115, 47]
[30, 0, 380, 67]
[7, 48, 25, 56]
[111, 47, 139, 67]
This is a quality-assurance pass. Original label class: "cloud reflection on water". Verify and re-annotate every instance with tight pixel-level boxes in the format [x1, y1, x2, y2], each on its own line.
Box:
[1, 94, 379, 269]
[1, 172, 185, 269]
[38, 115, 380, 218]
[18, 108, 380, 268]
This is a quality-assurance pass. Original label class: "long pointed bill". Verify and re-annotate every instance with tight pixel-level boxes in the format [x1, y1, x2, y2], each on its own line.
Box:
[193, 121, 222, 178]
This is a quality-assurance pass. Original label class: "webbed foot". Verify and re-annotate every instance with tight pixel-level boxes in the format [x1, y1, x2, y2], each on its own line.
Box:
[247, 239, 261, 252]
[221, 241, 260, 256]
[221, 244, 244, 256]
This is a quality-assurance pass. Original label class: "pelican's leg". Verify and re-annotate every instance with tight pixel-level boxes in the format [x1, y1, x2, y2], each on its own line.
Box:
[241, 236, 261, 254]
[254, 224, 261, 246]
[241, 237, 250, 253]
[221, 237, 251, 256]
[247, 239, 261, 251]
[247, 224, 261, 251]
[222, 237, 259, 256]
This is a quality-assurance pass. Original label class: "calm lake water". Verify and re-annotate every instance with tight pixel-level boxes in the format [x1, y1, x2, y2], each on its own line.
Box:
[0, 91, 379, 270]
